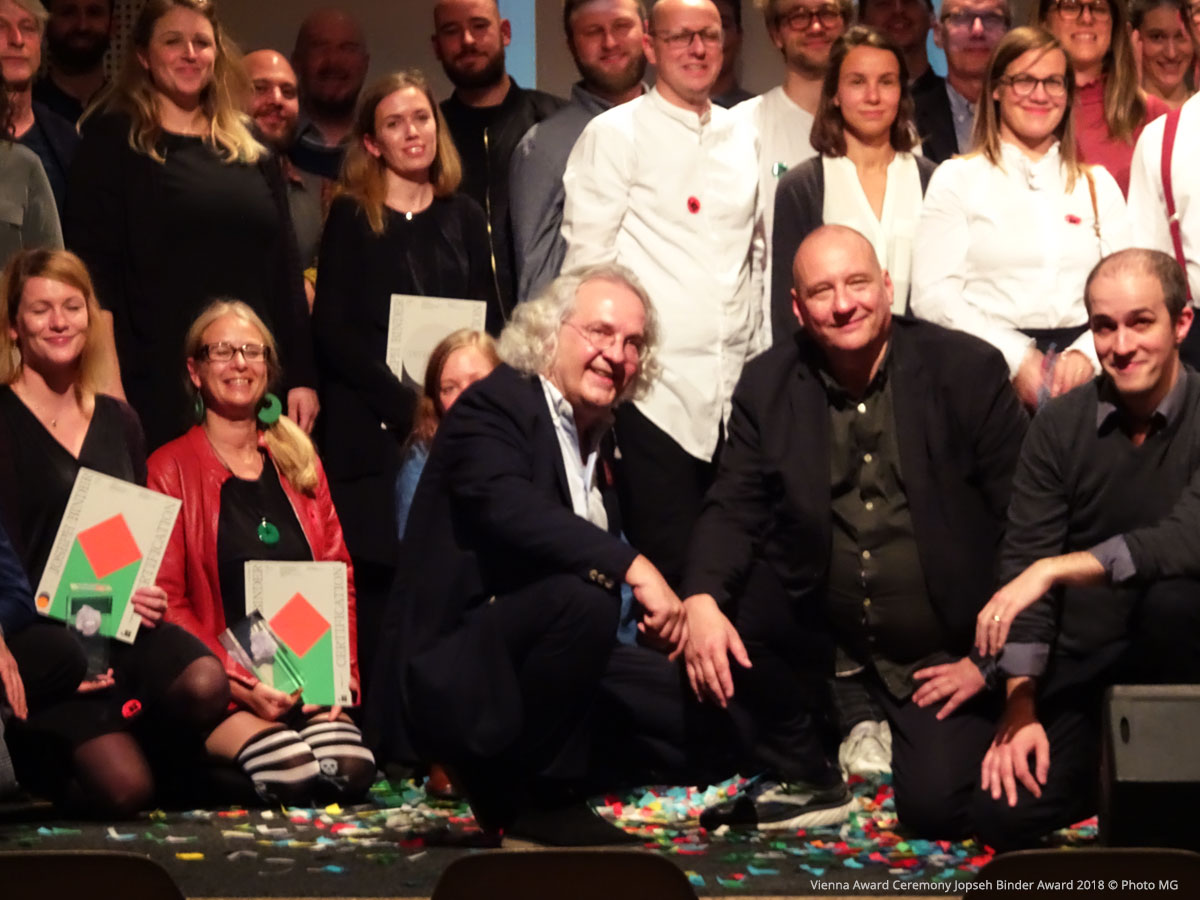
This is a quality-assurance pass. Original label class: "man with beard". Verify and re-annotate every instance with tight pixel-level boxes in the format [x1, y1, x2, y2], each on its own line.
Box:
[860, 0, 934, 81]
[712, 0, 754, 107]
[433, 0, 565, 324]
[561, 0, 761, 589]
[734, 0, 849, 344]
[244, 49, 325, 306]
[913, 0, 1011, 162]
[0, 0, 78, 214]
[33, 0, 110, 123]
[290, 8, 368, 180]
[510, 0, 647, 305]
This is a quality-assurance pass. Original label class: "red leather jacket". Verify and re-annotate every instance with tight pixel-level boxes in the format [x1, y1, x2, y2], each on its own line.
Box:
[147, 425, 360, 688]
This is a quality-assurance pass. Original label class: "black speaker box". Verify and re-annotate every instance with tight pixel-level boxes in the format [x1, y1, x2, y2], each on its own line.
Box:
[1101, 685, 1200, 849]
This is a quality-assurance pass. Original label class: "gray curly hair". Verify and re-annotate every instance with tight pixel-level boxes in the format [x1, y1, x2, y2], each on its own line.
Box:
[499, 263, 662, 404]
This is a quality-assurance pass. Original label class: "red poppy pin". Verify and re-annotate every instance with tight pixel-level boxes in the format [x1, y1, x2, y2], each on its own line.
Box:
[1065, 214, 1081, 225]
[687, 196, 701, 214]
[122, 698, 143, 720]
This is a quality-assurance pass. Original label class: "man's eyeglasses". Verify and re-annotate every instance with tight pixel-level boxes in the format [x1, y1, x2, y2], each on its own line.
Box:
[998, 73, 1069, 98]
[199, 341, 270, 362]
[1051, 0, 1112, 21]
[777, 5, 845, 31]
[652, 27, 723, 50]
[565, 321, 645, 361]
[941, 11, 1010, 32]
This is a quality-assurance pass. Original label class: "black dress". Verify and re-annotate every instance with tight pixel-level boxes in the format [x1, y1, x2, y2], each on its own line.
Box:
[0, 387, 211, 798]
[63, 112, 314, 451]
[312, 193, 495, 567]
[0, 387, 145, 577]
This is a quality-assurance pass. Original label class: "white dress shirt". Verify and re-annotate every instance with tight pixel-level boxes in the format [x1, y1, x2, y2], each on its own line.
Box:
[561, 86, 762, 462]
[732, 86, 817, 341]
[1128, 93, 1200, 302]
[911, 142, 1129, 376]
[822, 153, 924, 312]
[539, 376, 608, 531]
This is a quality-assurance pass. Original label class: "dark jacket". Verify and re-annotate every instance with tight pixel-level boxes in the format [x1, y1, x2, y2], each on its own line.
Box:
[64, 112, 314, 450]
[682, 318, 1028, 657]
[366, 364, 635, 763]
[912, 69, 960, 165]
[770, 154, 938, 341]
[440, 82, 566, 322]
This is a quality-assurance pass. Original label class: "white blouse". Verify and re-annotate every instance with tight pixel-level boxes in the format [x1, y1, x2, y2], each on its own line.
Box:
[911, 141, 1129, 376]
[822, 153, 924, 313]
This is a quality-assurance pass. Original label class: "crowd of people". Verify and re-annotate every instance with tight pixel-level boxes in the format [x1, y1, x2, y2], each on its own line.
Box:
[1, 0, 1200, 852]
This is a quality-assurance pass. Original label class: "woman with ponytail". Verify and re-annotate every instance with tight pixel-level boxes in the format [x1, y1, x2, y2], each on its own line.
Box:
[147, 300, 375, 807]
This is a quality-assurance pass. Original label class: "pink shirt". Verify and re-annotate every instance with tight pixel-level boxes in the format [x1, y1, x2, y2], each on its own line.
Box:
[1073, 78, 1171, 195]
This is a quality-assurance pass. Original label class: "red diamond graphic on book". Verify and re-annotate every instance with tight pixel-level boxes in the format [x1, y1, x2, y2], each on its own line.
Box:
[77, 514, 141, 579]
[269, 593, 330, 657]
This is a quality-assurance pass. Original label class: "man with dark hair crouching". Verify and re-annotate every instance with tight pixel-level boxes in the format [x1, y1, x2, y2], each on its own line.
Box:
[974, 248, 1200, 848]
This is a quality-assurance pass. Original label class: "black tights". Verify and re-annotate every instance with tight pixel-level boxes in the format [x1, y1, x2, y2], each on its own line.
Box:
[69, 655, 229, 817]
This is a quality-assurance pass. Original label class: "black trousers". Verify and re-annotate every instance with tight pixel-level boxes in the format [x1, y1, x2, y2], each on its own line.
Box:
[974, 578, 1200, 850]
[445, 575, 732, 828]
[728, 563, 1002, 836]
[725, 563, 844, 786]
[614, 403, 720, 589]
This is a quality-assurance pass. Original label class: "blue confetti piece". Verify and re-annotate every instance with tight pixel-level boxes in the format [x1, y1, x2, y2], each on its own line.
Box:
[747, 865, 779, 876]
[799, 864, 826, 877]
[687, 873, 705, 887]
[844, 857, 864, 869]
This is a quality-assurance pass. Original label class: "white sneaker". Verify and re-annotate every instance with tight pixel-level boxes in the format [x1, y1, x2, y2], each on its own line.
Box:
[838, 720, 892, 778]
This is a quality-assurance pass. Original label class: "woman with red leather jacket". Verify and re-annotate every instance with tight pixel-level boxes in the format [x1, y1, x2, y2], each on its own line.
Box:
[148, 299, 375, 806]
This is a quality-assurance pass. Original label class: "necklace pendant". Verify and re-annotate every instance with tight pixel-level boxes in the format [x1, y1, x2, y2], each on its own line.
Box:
[257, 517, 280, 546]
[404, 211, 413, 221]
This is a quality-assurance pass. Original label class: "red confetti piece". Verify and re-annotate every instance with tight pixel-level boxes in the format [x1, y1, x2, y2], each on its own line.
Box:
[612, 802, 624, 818]
[1066, 214, 1081, 225]
[687, 196, 701, 214]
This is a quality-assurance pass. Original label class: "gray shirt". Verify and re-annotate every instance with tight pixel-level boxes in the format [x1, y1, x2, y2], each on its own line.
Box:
[0, 141, 63, 270]
[510, 82, 641, 304]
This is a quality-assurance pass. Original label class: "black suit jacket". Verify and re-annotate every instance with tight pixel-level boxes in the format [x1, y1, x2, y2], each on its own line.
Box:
[682, 318, 1028, 655]
[912, 70, 960, 164]
[366, 364, 637, 762]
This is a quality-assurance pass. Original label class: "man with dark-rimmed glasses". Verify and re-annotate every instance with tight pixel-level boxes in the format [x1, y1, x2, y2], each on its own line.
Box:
[561, 0, 762, 592]
[914, 0, 1012, 161]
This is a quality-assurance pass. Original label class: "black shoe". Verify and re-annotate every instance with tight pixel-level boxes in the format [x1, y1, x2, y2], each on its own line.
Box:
[503, 802, 643, 847]
[699, 776, 855, 831]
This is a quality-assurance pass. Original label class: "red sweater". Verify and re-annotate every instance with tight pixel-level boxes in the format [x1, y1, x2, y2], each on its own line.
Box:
[147, 425, 360, 690]
[1073, 78, 1170, 196]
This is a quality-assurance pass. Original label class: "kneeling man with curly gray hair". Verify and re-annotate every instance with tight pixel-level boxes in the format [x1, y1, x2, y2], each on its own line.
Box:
[366, 264, 726, 845]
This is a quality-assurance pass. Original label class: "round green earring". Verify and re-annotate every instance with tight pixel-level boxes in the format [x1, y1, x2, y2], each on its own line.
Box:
[257, 392, 282, 426]
[192, 393, 205, 423]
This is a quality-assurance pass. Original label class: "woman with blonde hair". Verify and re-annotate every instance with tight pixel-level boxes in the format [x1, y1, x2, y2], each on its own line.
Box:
[1033, 0, 1170, 192]
[313, 70, 496, 688]
[148, 300, 375, 807]
[396, 329, 500, 539]
[0, 248, 228, 816]
[64, 0, 316, 451]
[912, 27, 1129, 411]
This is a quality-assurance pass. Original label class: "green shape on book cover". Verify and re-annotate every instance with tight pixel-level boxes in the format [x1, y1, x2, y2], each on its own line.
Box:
[45, 542, 139, 639]
[297, 628, 336, 706]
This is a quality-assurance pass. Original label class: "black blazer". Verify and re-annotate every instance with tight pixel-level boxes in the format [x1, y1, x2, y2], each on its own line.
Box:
[912, 70, 961, 164]
[366, 364, 637, 762]
[681, 318, 1029, 655]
